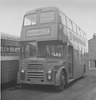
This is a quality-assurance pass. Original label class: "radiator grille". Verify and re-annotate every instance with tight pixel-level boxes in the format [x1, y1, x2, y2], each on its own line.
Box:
[27, 64, 44, 78]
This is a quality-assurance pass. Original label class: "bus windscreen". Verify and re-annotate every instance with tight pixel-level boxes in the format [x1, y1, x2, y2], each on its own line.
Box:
[21, 42, 36, 58]
[40, 11, 55, 23]
[38, 42, 64, 58]
[24, 14, 37, 26]
[24, 11, 55, 26]
[20, 41, 64, 59]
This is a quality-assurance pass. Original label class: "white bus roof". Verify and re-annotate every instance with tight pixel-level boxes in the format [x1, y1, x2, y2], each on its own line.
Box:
[25, 7, 59, 15]
[0, 32, 19, 41]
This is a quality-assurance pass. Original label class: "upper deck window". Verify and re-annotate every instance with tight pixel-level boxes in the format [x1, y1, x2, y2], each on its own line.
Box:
[66, 18, 72, 30]
[59, 13, 66, 26]
[77, 27, 81, 35]
[40, 11, 55, 23]
[72, 23, 77, 33]
[24, 14, 37, 26]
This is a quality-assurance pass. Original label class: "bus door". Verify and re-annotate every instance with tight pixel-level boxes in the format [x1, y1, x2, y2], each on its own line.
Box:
[68, 45, 74, 79]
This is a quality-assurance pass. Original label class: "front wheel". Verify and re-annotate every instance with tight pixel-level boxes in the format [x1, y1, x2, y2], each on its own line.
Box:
[55, 71, 66, 92]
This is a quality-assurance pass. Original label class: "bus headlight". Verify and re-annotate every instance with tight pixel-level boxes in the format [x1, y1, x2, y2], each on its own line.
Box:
[20, 70, 25, 80]
[47, 69, 53, 81]
[21, 70, 24, 73]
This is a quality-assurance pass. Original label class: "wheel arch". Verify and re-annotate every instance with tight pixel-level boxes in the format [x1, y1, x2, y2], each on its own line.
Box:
[55, 66, 68, 86]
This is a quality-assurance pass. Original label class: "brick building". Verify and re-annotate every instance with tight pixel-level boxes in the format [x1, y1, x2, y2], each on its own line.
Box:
[88, 33, 96, 69]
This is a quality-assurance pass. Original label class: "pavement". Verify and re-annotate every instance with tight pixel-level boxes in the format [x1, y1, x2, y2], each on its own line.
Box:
[87, 69, 96, 76]
[82, 88, 96, 100]
[85, 69, 96, 100]
[1, 69, 96, 100]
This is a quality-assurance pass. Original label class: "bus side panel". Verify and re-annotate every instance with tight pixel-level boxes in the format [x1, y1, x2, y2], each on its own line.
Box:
[73, 49, 81, 79]
[1, 60, 19, 83]
[73, 48, 84, 79]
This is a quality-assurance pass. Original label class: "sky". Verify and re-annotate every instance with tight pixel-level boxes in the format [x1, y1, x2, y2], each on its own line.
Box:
[0, 0, 96, 40]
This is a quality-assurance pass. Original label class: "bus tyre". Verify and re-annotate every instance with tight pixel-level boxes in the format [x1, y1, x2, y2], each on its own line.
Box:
[56, 70, 66, 92]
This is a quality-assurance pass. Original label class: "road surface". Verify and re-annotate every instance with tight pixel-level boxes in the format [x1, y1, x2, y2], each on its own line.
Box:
[1, 70, 96, 100]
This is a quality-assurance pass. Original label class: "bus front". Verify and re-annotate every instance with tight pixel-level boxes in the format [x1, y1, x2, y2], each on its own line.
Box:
[17, 7, 65, 87]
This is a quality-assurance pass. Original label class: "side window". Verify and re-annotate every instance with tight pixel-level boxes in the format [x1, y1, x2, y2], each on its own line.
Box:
[81, 30, 83, 38]
[59, 13, 66, 25]
[82, 31, 86, 39]
[66, 18, 72, 30]
[84, 33, 86, 39]
[72, 23, 77, 33]
[77, 27, 81, 35]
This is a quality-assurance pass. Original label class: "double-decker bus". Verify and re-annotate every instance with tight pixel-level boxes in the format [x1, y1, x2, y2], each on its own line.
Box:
[1, 32, 20, 84]
[17, 7, 88, 91]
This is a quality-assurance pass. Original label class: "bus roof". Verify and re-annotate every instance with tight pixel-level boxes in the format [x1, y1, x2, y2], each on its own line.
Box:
[25, 7, 59, 15]
[0, 32, 19, 41]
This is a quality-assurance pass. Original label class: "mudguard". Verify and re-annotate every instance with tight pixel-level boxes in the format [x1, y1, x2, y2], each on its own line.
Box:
[55, 66, 67, 86]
